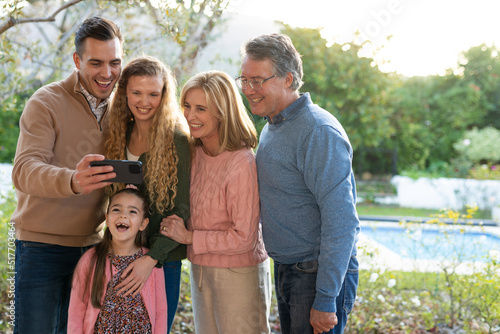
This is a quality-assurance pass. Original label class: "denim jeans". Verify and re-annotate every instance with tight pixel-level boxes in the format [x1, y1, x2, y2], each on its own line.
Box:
[274, 256, 359, 334]
[163, 260, 182, 333]
[14, 240, 92, 334]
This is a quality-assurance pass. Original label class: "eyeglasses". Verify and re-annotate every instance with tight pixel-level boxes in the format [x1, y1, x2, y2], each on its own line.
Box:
[235, 75, 277, 91]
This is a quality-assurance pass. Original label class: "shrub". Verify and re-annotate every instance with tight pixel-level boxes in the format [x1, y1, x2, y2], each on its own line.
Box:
[0, 190, 17, 332]
[469, 164, 500, 180]
[0, 93, 30, 164]
[453, 127, 500, 165]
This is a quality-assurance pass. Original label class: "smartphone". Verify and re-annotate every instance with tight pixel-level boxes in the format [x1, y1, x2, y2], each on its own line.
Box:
[90, 159, 144, 184]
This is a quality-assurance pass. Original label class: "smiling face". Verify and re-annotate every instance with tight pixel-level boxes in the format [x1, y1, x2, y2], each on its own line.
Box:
[183, 88, 220, 152]
[240, 56, 292, 120]
[126, 75, 164, 124]
[105, 192, 149, 247]
[73, 37, 123, 105]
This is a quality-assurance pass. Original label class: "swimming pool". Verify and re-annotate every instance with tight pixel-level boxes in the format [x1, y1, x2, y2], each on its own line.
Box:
[360, 223, 500, 263]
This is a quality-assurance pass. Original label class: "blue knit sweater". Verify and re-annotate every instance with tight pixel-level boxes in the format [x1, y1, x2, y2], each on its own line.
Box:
[256, 93, 359, 313]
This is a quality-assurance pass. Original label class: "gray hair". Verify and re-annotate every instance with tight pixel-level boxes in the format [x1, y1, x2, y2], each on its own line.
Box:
[242, 33, 303, 91]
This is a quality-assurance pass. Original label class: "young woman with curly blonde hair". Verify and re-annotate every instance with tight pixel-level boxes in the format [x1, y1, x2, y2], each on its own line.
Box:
[104, 55, 191, 333]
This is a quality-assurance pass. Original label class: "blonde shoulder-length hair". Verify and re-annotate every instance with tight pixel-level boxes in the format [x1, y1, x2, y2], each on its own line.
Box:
[180, 70, 257, 153]
[105, 55, 189, 212]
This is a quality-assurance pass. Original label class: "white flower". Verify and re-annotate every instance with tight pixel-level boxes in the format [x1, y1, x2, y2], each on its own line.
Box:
[377, 295, 385, 303]
[387, 279, 396, 288]
[463, 139, 471, 146]
[489, 250, 500, 261]
[369, 273, 379, 282]
[410, 296, 421, 307]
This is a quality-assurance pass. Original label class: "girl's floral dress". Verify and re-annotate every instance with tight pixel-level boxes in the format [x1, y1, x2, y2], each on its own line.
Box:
[93, 249, 152, 334]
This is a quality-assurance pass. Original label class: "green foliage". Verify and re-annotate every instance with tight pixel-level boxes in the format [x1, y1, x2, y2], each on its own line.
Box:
[462, 258, 500, 333]
[401, 159, 472, 179]
[379, 44, 500, 173]
[172, 260, 195, 333]
[0, 190, 17, 332]
[278, 25, 500, 175]
[2, 3, 500, 176]
[390, 74, 484, 171]
[356, 204, 457, 219]
[280, 25, 395, 151]
[347, 269, 440, 333]
[0, 93, 31, 163]
[468, 164, 500, 180]
[453, 127, 500, 164]
[459, 44, 500, 129]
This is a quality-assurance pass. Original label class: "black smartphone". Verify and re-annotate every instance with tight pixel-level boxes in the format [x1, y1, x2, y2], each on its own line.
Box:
[90, 159, 144, 184]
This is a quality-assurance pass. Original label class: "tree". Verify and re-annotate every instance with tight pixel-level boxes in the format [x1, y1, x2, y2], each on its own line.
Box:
[458, 44, 500, 129]
[0, 0, 84, 35]
[153, 0, 228, 81]
[281, 25, 396, 150]
[280, 25, 396, 174]
[0, 0, 230, 163]
[0, 0, 229, 99]
[390, 73, 484, 171]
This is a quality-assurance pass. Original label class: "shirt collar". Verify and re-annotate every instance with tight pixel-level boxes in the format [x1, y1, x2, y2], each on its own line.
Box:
[264, 93, 309, 125]
[78, 81, 110, 110]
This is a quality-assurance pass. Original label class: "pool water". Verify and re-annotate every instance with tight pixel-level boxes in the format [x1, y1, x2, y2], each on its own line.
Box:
[361, 225, 500, 262]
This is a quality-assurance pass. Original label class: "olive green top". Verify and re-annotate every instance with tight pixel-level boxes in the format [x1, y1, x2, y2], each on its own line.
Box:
[129, 125, 191, 266]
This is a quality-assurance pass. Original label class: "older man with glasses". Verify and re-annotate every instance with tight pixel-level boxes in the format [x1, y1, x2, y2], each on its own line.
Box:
[238, 33, 360, 334]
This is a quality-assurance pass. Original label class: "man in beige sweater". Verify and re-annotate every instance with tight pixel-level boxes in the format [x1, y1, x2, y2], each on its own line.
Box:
[11, 17, 123, 334]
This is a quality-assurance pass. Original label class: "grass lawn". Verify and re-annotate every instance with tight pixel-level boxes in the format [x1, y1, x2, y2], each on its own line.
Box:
[356, 203, 492, 219]
[356, 204, 439, 217]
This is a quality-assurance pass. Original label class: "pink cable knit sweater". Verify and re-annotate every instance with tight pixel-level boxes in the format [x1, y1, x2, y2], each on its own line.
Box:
[187, 146, 268, 268]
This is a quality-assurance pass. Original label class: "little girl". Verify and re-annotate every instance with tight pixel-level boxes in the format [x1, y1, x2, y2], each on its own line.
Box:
[68, 188, 167, 334]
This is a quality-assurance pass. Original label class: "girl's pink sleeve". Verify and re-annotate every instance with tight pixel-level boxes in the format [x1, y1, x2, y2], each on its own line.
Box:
[153, 267, 168, 333]
[68, 252, 92, 334]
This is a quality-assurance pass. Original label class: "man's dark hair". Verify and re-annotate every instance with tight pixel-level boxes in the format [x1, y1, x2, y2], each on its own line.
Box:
[74, 16, 123, 57]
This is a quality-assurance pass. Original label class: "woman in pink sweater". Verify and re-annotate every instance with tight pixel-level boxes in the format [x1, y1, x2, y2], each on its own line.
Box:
[161, 70, 271, 333]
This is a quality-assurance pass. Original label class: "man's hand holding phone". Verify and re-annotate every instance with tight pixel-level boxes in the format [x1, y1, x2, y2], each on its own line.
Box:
[72, 154, 116, 195]
[90, 159, 144, 184]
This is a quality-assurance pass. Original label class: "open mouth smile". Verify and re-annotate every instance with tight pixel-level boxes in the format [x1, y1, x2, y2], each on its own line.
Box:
[96, 79, 112, 88]
[116, 222, 130, 232]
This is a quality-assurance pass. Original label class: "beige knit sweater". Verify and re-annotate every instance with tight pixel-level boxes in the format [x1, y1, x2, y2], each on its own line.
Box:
[11, 70, 109, 247]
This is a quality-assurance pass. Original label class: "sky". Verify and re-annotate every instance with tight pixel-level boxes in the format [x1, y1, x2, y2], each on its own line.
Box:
[227, 0, 500, 77]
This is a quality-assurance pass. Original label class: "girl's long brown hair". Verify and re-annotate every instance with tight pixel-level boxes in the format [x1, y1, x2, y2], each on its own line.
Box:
[85, 188, 149, 309]
[105, 55, 189, 213]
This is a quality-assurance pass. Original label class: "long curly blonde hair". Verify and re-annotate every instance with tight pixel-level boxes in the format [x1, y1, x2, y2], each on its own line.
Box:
[105, 56, 188, 213]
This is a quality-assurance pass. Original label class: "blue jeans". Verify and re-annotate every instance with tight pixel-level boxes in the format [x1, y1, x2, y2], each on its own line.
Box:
[163, 260, 182, 333]
[14, 240, 92, 334]
[274, 256, 359, 334]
